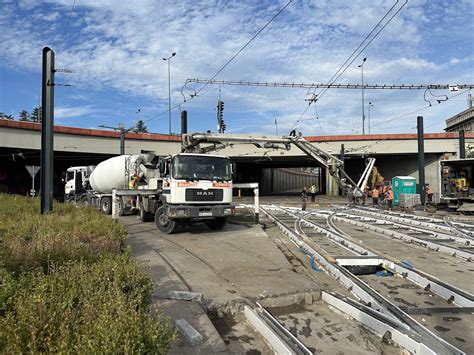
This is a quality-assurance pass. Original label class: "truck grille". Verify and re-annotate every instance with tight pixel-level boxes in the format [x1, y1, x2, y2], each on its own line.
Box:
[185, 188, 223, 202]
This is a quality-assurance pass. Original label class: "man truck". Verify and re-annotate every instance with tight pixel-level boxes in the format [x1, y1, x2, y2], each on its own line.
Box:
[64, 151, 234, 233]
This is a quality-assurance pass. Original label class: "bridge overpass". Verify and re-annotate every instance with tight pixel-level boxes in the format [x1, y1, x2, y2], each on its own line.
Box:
[1, 119, 472, 198]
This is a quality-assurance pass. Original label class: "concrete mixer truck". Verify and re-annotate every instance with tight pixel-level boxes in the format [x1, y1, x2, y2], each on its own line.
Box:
[63, 151, 235, 233]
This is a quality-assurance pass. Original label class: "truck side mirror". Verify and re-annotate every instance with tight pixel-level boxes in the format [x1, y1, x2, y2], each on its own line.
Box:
[61, 172, 66, 182]
[159, 161, 165, 174]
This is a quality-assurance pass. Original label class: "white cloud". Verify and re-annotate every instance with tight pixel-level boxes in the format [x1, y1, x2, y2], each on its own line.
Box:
[55, 105, 96, 119]
[0, 0, 472, 134]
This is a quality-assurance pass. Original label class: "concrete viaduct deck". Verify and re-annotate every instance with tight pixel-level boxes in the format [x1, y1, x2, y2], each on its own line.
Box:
[0, 119, 472, 197]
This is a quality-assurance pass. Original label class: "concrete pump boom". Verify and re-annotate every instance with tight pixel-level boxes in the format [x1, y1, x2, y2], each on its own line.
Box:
[181, 133, 375, 201]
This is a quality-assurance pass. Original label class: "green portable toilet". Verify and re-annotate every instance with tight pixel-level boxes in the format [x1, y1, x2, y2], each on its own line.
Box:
[391, 176, 417, 205]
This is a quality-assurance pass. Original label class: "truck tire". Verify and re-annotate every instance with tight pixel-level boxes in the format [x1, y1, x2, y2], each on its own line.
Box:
[139, 205, 152, 222]
[100, 196, 112, 214]
[205, 217, 228, 230]
[80, 196, 89, 205]
[118, 198, 125, 216]
[155, 206, 176, 234]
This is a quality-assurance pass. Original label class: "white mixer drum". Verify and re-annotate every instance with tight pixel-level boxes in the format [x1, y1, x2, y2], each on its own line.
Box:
[89, 155, 140, 193]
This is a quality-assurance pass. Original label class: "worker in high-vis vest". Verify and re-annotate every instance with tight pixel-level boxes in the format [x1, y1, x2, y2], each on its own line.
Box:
[310, 183, 317, 203]
[387, 186, 394, 211]
[129, 174, 140, 209]
[426, 184, 433, 203]
[371, 187, 379, 205]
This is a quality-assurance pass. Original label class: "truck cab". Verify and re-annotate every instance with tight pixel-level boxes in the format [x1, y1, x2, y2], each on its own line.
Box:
[152, 153, 235, 233]
[64, 166, 93, 203]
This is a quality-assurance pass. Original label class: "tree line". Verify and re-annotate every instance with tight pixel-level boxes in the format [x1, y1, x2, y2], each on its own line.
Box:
[0, 107, 42, 122]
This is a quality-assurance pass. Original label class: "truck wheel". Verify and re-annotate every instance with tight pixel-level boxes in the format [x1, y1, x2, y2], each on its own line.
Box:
[100, 196, 112, 214]
[155, 206, 176, 234]
[205, 217, 228, 230]
[81, 196, 89, 205]
[139, 205, 152, 222]
[118, 198, 125, 216]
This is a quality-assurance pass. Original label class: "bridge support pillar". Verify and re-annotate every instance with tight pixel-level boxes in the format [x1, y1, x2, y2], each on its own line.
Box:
[325, 164, 339, 196]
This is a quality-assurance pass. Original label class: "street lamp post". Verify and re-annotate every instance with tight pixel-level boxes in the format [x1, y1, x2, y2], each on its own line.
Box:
[163, 52, 176, 135]
[368, 102, 374, 134]
[358, 57, 367, 135]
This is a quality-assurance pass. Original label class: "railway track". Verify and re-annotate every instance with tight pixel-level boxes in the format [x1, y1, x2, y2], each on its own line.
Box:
[356, 206, 474, 239]
[329, 208, 474, 261]
[259, 205, 473, 354]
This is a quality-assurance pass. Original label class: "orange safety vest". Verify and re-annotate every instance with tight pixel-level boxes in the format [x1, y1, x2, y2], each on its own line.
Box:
[387, 190, 394, 200]
[427, 186, 433, 194]
[372, 189, 379, 198]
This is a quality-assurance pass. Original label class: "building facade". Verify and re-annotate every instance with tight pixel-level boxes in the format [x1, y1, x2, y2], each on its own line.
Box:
[445, 106, 474, 132]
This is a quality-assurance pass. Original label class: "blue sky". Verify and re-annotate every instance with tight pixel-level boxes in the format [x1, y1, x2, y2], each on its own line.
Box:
[0, 0, 473, 135]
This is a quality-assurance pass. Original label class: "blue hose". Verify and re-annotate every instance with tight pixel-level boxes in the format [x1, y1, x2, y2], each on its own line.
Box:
[299, 247, 322, 272]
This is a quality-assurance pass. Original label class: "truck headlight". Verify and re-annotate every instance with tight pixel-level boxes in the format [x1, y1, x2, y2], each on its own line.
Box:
[224, 208, 233, 215]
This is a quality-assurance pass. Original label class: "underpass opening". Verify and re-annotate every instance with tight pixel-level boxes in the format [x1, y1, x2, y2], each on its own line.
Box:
[0, 147, 115, 201]
[232, 157, 327, 196]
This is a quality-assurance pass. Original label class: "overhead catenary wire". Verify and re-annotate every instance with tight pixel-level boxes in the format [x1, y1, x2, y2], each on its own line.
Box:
[143, 0, 294, 124]
[344, 90, 469, 154]
[310, 0, 408, 100]
[184, 79, 474, 91]
[292, 0, 407, 129]
[194, 0, 293, 97]
[57, 0, 77, 52]
[370, 89, 469, 130]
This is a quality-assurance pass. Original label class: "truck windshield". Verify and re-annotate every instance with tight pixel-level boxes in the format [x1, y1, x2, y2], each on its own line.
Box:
[66, 171, 74, 181]
[172, 155, 231, 181]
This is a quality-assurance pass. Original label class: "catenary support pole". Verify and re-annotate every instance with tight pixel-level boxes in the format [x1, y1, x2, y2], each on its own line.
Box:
[459, 130, 466, 159]
[181, 110, 188, 152]
[417, 116, 426, 205]
[40, 47, 55, 214]
[181, 110, 188, 134]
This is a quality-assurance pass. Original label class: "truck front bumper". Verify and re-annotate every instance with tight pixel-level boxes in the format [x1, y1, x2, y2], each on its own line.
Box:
[167, 204, 235, 219]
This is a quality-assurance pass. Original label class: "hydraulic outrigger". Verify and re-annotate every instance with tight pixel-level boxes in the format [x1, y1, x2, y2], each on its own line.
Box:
[182, 132, 375, 203]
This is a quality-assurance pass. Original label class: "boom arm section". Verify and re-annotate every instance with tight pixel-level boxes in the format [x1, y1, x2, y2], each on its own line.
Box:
[182, 133, 374, 200]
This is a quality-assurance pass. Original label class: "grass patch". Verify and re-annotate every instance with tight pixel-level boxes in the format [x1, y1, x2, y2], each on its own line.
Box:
[0, 194, 175, 353]
[0, 194, 125, 274]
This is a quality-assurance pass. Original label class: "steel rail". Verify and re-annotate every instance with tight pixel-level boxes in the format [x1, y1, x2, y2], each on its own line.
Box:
[258, 205, 474, 305]
[347, 208, 473, 245]
[260, 206, 464, 355]
[331, 212, 473, 261]
[324, 212, 474, 308]
[255, 302, 313, 355]
[282, 207, 474, 307]
[444, 216, 474, 239]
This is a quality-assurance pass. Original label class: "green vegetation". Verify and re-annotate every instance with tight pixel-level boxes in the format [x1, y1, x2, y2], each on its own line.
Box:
[0, 194, 124, 274]
[0, 194, 175, 353]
